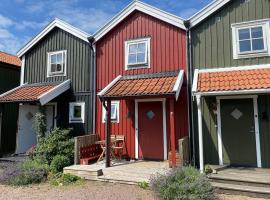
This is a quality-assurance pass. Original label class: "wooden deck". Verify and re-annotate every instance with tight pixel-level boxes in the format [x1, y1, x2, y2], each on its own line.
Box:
[209, 167, 270, 197]
[64, 160, 170, 184]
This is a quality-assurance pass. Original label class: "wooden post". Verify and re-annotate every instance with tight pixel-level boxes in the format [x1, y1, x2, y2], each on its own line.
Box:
[169, 98, 176, 168]
[105, 99, 111, 168]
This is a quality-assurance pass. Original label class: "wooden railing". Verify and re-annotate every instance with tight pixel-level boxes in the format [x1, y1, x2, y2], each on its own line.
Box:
[74, 134, 98, 164]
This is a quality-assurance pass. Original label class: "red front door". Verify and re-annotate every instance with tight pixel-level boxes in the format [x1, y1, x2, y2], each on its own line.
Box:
[138, 101, 164, 160]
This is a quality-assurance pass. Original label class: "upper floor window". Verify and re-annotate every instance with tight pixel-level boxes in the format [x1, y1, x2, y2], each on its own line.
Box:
[47, 50, 67, 77]
[125, 38, 150, 70]
[232, 20, 270, 59]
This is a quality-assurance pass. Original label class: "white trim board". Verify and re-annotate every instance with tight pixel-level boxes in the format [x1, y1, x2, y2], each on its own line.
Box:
[39, 80, 71, 105]
[189, 0, 231, 27]
[17, 18, 90, 57]
[93, 0, 186, 42]
[196, 64, 270, 73]
[216, 95, 261, 168]
[173, 70, 184, 101]
[97, 75, 122, 96]
[134, 98, 167, 160]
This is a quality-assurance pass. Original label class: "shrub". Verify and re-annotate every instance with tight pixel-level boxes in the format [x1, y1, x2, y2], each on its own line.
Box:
[138, 181, 149, 190]
[150, 166, 214, 200]
[50, 155, 71, 173]
[50, 173, 83, 186]
[7, 159, 49, 186]
[34, 128, 74, 165]
[33, 106, 47, 143]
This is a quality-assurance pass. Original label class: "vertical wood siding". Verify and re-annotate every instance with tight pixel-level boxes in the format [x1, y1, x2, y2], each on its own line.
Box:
[191, 0, 270, 167]
[96, 11, 188, 158]
[192, 0, 270, 70]
[24, 27, 94, 134]
[0, 63, 20, 153]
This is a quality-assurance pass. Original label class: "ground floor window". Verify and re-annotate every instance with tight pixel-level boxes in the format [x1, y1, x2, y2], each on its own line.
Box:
[102, 101, 120, 123]
[69, 102, 85, 123]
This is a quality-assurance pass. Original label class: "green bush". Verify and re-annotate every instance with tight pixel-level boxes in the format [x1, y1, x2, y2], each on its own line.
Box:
[150, 166, 214, 200]
[8, 159, 49, 186]
[50, 155, 71, 173]
[33, 106, 47, 143]
[138, 181, 149, 190]
[50, 173, 83, 186]
[34, 128, 74, 165]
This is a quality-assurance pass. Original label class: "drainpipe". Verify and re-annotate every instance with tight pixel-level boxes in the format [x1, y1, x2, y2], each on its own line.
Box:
[184, 20, 196, 167]
[196, 95, 204, 173]
[88, 36, 96, 135]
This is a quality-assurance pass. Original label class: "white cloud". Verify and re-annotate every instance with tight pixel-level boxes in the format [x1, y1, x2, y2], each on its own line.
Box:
[179, 8, 198, 18]
[0, 15, 14, 27]
[15, 20, 48, 30]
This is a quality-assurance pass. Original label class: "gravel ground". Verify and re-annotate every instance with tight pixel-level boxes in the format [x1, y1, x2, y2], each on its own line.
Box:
[0, 181, 268, 200]
[0, 181, 156, 200]
[0, 159, 268, 200]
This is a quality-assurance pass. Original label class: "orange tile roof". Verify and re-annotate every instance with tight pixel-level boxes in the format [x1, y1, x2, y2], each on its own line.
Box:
[197, 68, 270, 92]
[103, 72, 179, 98]
[0, 82, 60, 103]
[0, 52, 21, 67]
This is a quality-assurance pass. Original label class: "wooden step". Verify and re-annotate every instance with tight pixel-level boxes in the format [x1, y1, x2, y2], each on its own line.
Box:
[209, 173, 270, 188]
[212, 182, 270, 198]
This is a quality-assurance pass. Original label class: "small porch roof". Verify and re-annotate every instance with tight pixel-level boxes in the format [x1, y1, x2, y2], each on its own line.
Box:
[192, 66, 270, 96]
[0, 80, 70, 105]
[98, 70, 184, 100]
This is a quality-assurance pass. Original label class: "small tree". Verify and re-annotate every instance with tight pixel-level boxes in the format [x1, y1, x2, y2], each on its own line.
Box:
[33, 106, 47, 143]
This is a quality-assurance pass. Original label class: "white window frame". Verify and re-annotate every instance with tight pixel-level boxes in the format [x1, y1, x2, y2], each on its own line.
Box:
[69, 102, 85, 123]
[232, 19, 270, 59]
[102, 101, 120, 123]
[125, 37, 151, 70]
[47, 50, 67, 77]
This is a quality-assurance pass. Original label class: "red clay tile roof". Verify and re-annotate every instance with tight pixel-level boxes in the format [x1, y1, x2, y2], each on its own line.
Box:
[0, 52, 21, 67]
[197, 68, 270, 93]
[103, 71, 180, 98]
[0, 82, 60, 103]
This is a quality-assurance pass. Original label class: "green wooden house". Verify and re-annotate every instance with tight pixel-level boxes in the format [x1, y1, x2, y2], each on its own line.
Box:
[0, 19, 95, 154]
[0, 52, 21, 155]
[189, 0, 270, 171]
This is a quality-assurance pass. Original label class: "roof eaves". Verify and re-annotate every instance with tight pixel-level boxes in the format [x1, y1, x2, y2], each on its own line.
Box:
[188, 0, 231, 28]
[17, 18, 91, 57]
[93, 0, 186, 42]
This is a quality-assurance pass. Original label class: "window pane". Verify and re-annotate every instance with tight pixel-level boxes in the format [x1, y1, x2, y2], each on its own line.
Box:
[252, 38, 264, 51]
[128, 54, 136, 64]
[251, 27, 263, 38]
[51, 54, 57, 63]
[73, 106, 82, 118]
[111, 105, 117, 119]
[129, 44, 137, 53]
[57, 53, 63, 63]
[137, 53, 146, 63]
[56, 64, 62, 72]
[239, 28, 250, 40]
[137, 43, 146, 52]
[239, 40, 251, 52]
[51, 64, 57, 72]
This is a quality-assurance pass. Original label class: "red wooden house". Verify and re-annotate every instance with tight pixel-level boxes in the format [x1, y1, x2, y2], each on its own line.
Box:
[93, 1, 188, 167]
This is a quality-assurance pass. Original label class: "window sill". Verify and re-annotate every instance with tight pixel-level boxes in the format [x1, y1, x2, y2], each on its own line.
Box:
[234, 51, 270, 59]
[69, 120, 84, 124]
[125, 65, 150, 70]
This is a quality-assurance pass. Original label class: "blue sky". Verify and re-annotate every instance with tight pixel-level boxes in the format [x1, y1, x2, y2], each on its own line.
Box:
[0, 0, 211, 55]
